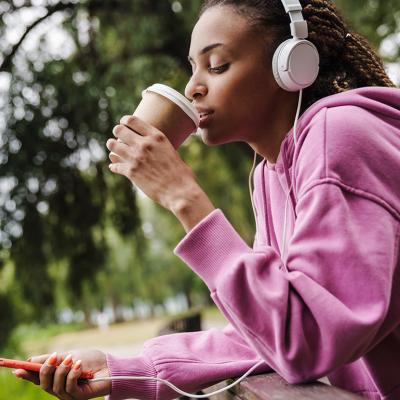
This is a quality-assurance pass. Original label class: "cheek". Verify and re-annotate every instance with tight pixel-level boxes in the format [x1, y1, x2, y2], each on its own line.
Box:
[207, 67, 275, 140]
[224, 69, 273, 115]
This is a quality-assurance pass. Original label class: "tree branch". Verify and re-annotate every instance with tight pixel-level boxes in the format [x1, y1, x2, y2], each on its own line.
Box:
[0, 2, 76, 73]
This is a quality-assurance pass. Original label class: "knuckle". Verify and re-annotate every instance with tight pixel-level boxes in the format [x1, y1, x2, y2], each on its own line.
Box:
[121, 115, 137, 126]
[138, 157, 145, 166]
[129, 163, 138, 174]
[154, 132, 166, 143]
[142, 140, 153, 152]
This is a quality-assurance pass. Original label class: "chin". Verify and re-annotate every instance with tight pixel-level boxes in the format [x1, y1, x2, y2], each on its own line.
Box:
[200, 128, 234, 146]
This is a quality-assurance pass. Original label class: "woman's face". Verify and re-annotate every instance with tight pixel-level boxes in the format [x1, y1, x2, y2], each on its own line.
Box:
[185, 5, 280, 146]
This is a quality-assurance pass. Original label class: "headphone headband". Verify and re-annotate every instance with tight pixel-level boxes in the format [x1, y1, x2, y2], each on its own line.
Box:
[280, 0, 308, 39]
[272, 0, 320, 91]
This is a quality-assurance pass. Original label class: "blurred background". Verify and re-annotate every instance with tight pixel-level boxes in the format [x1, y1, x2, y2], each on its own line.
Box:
[0, 0, 399, 398]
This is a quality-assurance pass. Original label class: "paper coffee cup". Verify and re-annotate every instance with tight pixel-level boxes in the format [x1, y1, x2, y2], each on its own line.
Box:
[133, 83, 199, 149]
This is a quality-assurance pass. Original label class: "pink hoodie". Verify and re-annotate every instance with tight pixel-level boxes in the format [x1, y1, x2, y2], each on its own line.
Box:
[106, 87, 400, 400]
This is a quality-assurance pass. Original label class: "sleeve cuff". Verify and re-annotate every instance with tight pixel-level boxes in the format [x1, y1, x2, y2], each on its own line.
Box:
[106, 353, 157, 400]
[174, 209, 251, 290]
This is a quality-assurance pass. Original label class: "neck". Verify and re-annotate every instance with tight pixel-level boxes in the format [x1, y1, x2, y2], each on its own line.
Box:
[248, 90, 299, 163]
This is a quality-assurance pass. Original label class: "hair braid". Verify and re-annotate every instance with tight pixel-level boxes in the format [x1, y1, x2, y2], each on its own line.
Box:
[200, 0, 396, 112]
[302, 0, 396, 109]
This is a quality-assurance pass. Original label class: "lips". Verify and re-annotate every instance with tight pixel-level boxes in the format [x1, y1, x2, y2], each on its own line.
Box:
[195, 107, 214, 128]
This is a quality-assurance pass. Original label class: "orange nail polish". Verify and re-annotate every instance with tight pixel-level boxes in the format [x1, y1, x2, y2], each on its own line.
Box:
[47, 352, 58, 366]
[63, 354, 73, 367]
[74, 360, 82, 370]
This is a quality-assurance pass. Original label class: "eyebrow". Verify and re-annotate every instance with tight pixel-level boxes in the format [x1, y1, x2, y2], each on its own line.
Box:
[188, 43, 224, 63]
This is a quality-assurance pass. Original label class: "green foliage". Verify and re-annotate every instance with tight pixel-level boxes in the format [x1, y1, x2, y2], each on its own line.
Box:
[0, 293, 16, 349]
[335, 0, 400, 60]
[0, 370, 54, 400]
[0, 0, 398, 351]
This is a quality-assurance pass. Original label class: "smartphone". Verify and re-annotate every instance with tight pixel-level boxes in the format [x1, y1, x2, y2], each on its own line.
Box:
[0, 358, 94, 380]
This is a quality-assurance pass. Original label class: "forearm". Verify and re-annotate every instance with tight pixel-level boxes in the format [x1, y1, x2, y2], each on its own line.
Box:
[171, 186, 216, 233]
[107, 325, 271, 400]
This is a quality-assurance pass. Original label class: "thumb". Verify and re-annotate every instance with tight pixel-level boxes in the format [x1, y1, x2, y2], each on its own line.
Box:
[13, 369, 40, 385]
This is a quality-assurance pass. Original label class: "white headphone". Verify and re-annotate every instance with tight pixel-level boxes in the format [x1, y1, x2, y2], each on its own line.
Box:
[272, 0, 320, 91]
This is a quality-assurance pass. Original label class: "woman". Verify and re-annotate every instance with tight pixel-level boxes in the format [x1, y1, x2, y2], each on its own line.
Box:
[15, 1, 400, 399]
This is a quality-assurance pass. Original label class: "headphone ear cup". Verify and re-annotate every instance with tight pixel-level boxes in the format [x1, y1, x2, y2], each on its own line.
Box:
[272, 38, 320, 92]
[272, 41, 289, 91]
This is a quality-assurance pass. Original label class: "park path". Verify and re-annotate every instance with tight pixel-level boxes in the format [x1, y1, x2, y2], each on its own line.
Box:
[27, 314, 227, 358]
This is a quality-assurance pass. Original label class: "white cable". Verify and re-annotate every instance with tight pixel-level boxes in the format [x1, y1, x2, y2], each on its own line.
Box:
[248, 150, 259, 236]
[281, 89, 302, 263]
[292, 89, 302, 147]
[89, 360, 265, 399]
[89, 91, 302, 399]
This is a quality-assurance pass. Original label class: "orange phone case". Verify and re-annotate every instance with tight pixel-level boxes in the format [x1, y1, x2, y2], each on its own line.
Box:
[0, 358, 94, 380]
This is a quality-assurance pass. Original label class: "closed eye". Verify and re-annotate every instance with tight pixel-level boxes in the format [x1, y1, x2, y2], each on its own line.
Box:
[208, 64, 229, 74]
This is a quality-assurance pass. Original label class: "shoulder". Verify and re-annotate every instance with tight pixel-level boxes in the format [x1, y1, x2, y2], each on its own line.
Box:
[325, 105, 385, 159]
[295, 104, 400, 214]
[323, 105, 395, 182]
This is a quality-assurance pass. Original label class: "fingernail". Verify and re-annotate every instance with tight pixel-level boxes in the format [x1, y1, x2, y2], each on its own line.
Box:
[62, 354, 73, 367]
[74, 360, 82, 370]
[47, 352, 58, 366]
[13, 370, 22, 378]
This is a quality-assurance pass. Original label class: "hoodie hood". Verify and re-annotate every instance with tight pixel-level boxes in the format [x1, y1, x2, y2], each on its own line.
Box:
[274, 86, 400, 170]
[269, 86, 400, 222]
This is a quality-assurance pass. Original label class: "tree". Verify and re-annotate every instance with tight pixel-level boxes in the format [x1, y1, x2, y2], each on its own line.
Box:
[0, 0, 398, 343]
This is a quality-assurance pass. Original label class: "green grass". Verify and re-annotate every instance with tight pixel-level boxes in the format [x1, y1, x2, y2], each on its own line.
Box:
[0, 369, 55, 399]
[0, 370, 103, 400]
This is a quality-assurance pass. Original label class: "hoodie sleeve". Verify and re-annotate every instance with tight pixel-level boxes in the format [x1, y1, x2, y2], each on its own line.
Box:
[106, 323, 272, 400]
[174, 183, 400, 383]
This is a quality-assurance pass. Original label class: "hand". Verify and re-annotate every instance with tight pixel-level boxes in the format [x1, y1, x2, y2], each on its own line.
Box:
[14, 349, 110, 400]
[106, 115, 200, 211]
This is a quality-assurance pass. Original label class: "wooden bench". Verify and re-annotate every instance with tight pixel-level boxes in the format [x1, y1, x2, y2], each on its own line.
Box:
[202, 373, 365, 399]
[158, 309, 202, 335]
[159, 311, 364, 399]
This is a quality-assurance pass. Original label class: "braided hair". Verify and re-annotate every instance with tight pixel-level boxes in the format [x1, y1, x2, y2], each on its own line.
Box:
[200, 0, 396, 112]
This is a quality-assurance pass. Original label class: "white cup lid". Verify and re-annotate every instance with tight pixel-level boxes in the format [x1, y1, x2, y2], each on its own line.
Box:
[142, 84, 200, 128]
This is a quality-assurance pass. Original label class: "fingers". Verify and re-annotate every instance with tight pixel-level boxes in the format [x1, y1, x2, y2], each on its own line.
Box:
[120, 115, 160, 138]
[109, 151, 122, 164]
[65, 360, 85, 397]
[39, 352, 58, 393]
[112, 115, 167, 145]
[106, 139, 132, 162]
[112, 124, 140, 146]
[29, 354, 51, 364]
[13, 353, 53, 385]
[36, 353, 80, 399]
[108, 162, 132, 178]
[53, 354, 74, 399]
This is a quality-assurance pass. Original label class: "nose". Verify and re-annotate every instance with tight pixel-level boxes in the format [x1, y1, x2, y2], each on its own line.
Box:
[185, 74, 207, 101]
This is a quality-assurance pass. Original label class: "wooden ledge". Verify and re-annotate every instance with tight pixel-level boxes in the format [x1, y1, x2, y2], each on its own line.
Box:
[203, 373, 364, 400]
